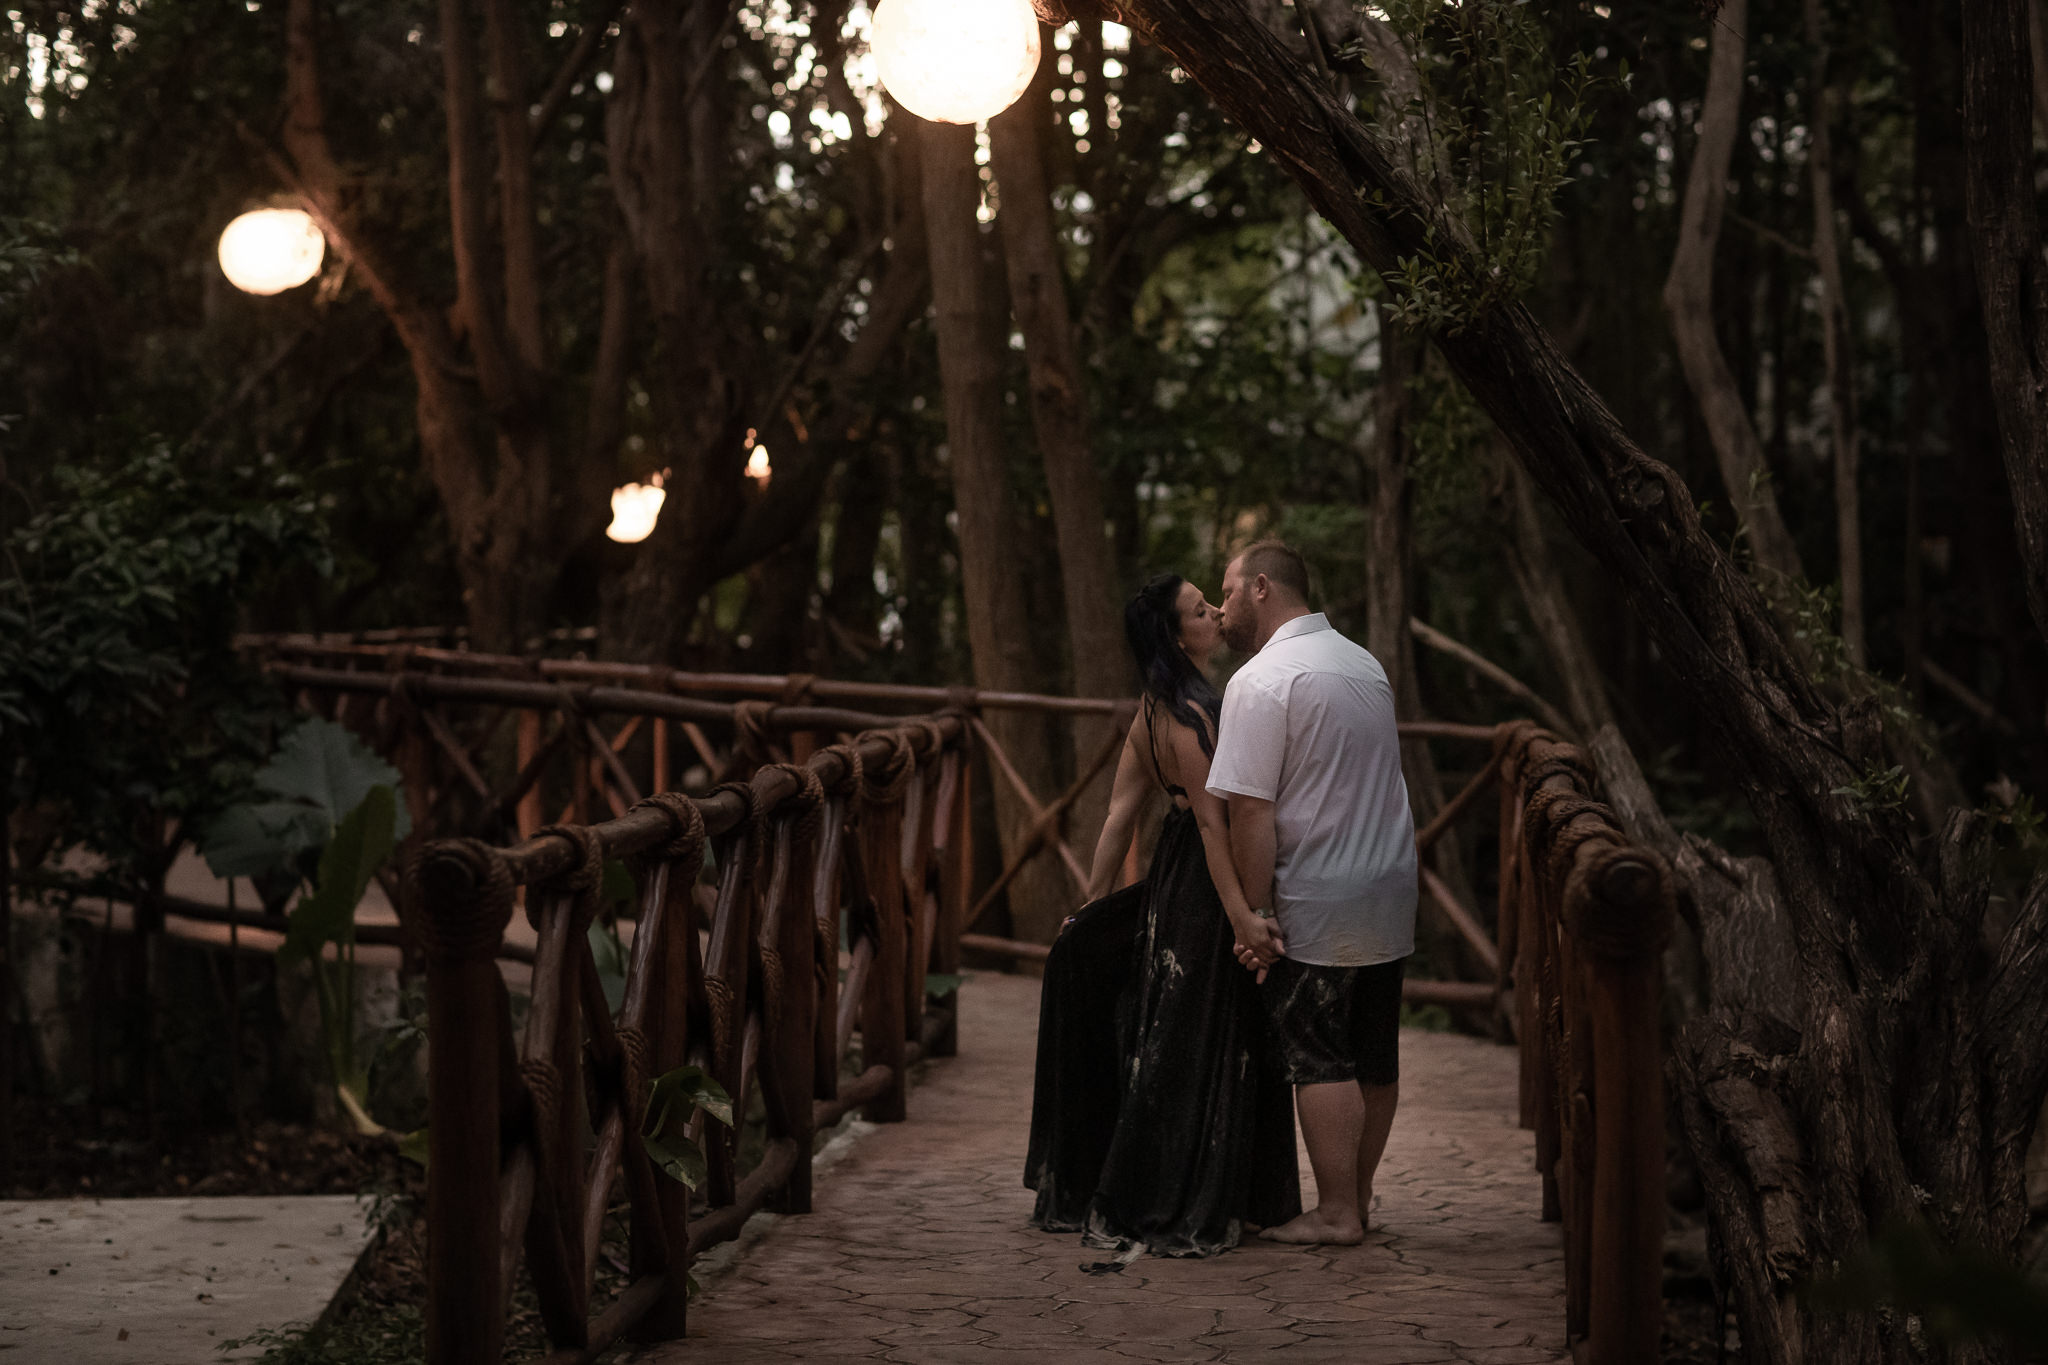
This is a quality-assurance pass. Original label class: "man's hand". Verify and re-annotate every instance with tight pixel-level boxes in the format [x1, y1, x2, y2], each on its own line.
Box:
[1230, 913, 1285, 984]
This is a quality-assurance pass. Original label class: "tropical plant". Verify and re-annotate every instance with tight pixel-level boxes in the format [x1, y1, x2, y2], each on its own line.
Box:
[0, 446, 329, 886]
[201, 717, 410, 1133]
[641, 1064, 734, 1197]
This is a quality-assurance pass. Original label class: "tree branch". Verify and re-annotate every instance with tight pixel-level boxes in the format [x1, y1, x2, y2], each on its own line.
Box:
[531, 0, 623, 144]
[481, 0, 545, 374]
[439, 0, 519, 407]
[1408, 617, 1576, 737]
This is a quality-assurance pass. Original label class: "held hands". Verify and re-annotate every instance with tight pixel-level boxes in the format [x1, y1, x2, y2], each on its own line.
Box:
[1230, 911, 1284, 985]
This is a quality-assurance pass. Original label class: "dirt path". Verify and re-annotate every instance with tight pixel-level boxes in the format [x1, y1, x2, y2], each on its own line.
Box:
[658, 970, 1569, 1364]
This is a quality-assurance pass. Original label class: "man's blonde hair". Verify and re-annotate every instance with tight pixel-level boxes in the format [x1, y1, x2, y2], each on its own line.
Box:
[1235, 539, 1311, 604]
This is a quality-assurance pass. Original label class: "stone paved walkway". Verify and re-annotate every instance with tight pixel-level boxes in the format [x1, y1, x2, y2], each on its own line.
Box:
[662, 971, 1569, 1364]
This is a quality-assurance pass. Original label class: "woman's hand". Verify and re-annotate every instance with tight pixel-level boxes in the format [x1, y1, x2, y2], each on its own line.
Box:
[1229, 910, 1284, 984]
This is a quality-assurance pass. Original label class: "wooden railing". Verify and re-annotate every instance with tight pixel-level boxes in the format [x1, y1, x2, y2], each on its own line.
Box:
[245, 639, 1674, 1362]
[1497, 720, 1675, 1365]
[406, 716, 969, 1365]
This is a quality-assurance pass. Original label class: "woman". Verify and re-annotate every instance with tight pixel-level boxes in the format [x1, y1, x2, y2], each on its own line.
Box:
[1024, 573, 1301, 1257]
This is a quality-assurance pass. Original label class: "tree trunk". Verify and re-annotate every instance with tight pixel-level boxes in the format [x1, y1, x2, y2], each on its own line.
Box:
[1362, 320, 1481, 969]
[991, 47, 1130, 861]
[920, 114, 1071, 944]
[601, 0, 752, 664]
[1037, 2, 2048, 1360]
[1888, 0, 2048, 745]
[1960, 0, 2048, 649]
[1660, 0, 1806, 587]
[822, 442, 889, 665]
[280, 0, 585, 652]
[1804, 0, 1865, 667]
[1500, 449, 1619, 740]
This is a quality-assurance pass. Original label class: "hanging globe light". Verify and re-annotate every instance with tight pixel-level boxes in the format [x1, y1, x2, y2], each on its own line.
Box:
[871, 0, 1041, 125]
[606, 480, 667, 544]
[217, 208, 326, 295]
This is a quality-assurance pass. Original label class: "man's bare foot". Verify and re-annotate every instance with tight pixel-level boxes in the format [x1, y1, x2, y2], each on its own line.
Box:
[1256, 1208, 1365, 1245]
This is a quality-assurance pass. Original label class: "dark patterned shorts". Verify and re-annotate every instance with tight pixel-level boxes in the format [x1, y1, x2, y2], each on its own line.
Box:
[1259, 956, 1407, 1087]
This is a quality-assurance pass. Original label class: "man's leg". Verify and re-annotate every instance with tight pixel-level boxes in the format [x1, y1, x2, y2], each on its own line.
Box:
[1260, 1081, 1369, 1243]
[1355, 1080, 1398, 1228]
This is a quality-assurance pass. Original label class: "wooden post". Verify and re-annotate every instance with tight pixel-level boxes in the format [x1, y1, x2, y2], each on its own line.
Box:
[927, 750, 968, 1059]
[813, 799, 847, 1096]
[900, 763, 937, 1039]
[634, 858, 693, 1340]
[652, 718, 671, 795]
[766, 812, 819, 1214]
[413, 841, 517, 1365]
[1574, 855, 1671, 1365]
[934, 751, 970, 977]
[860, 798, 908, 1122]
[517, 710, 544, 839]
[1493, 739, 1522, 1039]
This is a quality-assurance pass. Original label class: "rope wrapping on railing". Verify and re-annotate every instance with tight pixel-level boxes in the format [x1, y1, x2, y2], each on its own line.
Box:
[614, 1025, 651, 1132]
[529, 824, 605, 933]
[855, 727, 916, 804]
[708, 779, 770, 887]
[632, 790, 709, 878]
[520, 1057, 564, 1145]
[409, 838, 517, 961]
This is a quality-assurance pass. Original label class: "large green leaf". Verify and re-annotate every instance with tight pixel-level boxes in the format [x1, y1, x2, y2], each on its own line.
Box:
[644, 1063, 734, 1135]
[196, 799, 327, 879]
[640, 1063, 731, 1191]
[280, 785, 398, 968]
[587, 922, 628, 1016]
[255, 718, 412, 842]
[642, 1132, 708, 1191]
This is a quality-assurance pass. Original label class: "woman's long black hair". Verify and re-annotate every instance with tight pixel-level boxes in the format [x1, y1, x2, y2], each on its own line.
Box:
[1126, 573, 1224, 758]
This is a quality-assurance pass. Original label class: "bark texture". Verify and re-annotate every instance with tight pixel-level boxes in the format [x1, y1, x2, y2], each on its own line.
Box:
[991, 50, 1129, 851]
[1803, 0, 1866, 667]
[1030, 1, 2048, 1359]
[1660, 0, 1805, 587]
[919, 115, 1070, 944]
[1363, 321, 1482, 967]
[1500, 451, 1618, 740]
[280, 0, 603, 651]
[1960, 0, 2048, 649]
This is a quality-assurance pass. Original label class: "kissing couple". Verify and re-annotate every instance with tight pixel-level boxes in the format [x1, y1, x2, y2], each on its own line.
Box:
[1025, 539, 1420, 1258]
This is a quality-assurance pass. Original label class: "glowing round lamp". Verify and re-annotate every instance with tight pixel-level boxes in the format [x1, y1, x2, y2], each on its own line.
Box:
[745, 446, 772, 483]
[871, 0, 1041, 124]
[217, 208, 326, 295]
[606, 482, 666, 543]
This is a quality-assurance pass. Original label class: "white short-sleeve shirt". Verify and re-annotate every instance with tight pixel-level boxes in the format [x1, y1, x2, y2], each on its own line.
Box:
[1206, 613, 1418, 967]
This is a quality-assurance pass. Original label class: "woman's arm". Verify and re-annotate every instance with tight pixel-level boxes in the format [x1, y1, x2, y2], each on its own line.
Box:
[1084, 718, 1151, 900]
[1169, 722, 1285, 964]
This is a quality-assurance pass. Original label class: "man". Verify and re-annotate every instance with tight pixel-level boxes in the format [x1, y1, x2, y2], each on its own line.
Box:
[1206, 540, 1418, 1245]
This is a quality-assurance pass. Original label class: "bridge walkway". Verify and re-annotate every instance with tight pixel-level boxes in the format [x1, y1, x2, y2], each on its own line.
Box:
[665, 970, 1569, 1364]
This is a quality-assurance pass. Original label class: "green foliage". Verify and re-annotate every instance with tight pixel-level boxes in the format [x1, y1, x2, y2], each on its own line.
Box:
[1805, 1222, 2048, 1353]
[0, 446, 329, 882]
[200, 717, 412, 883]
[203, 718, 405, 1133]
[1832, 765, 1910, 818]
[642, 1064, 735, 1193]
[587, 921, 629, 1017]
[0, 217, 75, 308]
[923, 972, 966, 998]
[1357, 0, 1613, 330]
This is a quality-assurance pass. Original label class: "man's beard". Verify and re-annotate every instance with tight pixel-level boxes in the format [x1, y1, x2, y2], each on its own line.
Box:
[1220, 617, 1256, 652]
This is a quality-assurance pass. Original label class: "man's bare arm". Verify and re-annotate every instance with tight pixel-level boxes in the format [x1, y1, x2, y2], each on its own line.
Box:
[1230, 794, 1278, 913]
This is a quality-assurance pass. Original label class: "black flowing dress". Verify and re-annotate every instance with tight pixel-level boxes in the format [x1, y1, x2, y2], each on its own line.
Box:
[1023, 717, 1301, 1258]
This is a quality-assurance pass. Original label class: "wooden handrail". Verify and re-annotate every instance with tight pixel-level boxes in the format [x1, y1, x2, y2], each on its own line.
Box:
[1497, 720, 1674, 1365]
[242, 644, 1669, 1363]
[406, 716, 972, 1364]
